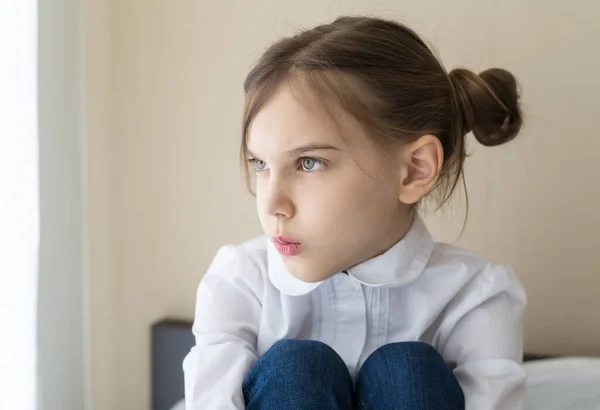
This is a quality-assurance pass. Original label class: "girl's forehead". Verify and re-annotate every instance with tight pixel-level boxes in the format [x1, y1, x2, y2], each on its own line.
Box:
[247, 83, 370, 156]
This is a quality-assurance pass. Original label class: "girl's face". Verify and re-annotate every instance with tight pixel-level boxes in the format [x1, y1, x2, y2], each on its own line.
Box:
[247, 83, 413, 283]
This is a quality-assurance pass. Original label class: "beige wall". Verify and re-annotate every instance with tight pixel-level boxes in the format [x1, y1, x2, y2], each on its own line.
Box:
[84, 0, 115, 409]
[85, 1, 600, 409]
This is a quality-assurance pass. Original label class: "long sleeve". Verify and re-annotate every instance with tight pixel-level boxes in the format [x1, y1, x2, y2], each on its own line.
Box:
[183, 245, 264, 410]
[441, 265, 528, 410]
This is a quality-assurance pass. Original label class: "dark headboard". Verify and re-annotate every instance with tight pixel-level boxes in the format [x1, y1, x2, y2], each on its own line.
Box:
[150, 318, 553, 410]
[151, 319, 195, 410]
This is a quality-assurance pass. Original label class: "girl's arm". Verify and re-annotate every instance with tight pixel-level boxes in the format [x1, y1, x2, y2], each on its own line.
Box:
[183, 245, 264, 410]
[441, 265, 527, 410]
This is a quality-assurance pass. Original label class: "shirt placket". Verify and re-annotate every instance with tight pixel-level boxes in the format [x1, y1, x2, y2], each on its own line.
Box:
[330, 273, 368, 380]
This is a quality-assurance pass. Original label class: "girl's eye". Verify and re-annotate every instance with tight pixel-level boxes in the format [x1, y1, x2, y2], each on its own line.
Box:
[255, 160, 267, 171]
[248, 158, 269, 172]
[248, 157, 325, 173]
[300, 157, 325, 172]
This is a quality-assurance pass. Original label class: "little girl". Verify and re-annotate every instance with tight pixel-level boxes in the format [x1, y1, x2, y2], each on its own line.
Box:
[184, 16, 526, 410]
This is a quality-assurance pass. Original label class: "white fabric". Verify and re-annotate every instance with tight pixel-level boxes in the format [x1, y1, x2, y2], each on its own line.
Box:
[183, 216, 527, 410]
[170, 399, 186, 410]
[524, 357, 600, 410]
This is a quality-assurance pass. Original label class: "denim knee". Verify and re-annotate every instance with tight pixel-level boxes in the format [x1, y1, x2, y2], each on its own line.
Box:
[359, 341, 452, 384]
[260, 339, 346, 371]
[357, 342, 464, 410]
[243, 339, 354, 410]
[365, 341, 446, 369]
[266, 338, 341, 361]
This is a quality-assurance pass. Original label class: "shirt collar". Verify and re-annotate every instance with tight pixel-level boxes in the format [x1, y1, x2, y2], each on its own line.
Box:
[267, 215, 435, 296]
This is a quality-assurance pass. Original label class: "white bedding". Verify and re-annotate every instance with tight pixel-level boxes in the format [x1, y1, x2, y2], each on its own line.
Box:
[171, 400, 185, 410]
[523, 357, 600, 410]
[171, 357, 600, 410]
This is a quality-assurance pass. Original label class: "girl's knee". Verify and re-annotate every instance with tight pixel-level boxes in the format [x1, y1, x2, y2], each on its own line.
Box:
[267, 338, 337, 357]
[252, 339, 348, 379]
[244, 339, 354, 408]
[359, 341, 451, 384]
[366, 341, 445, 368]
[265, 339, 344, 366]
[357, 342, 464, 409]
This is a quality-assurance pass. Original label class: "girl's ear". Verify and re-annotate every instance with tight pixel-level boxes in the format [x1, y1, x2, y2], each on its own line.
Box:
[398, 135, 444, 204]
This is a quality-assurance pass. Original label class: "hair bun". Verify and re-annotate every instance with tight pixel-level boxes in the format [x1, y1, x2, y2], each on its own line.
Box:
[449, 68, 523, 146]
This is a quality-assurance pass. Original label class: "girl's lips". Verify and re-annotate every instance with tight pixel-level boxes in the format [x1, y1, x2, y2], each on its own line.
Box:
[272, 236, 302, 256]
[273, 235, 300, 245]
[273, 242, 303, 256]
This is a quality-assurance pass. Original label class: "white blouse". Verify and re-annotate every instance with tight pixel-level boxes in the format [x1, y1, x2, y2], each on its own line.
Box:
[183, 216, 527, 410]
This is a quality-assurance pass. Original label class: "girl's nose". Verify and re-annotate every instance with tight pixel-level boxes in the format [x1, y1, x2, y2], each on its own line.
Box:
[264, 178, 295, 220]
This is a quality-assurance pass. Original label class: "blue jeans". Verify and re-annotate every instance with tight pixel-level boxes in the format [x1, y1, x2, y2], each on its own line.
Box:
[243, 339, 465, 410]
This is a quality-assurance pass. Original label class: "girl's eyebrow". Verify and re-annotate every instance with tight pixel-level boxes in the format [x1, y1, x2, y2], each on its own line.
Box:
[286, 143, 340, 157]
[246, 143, 340, 158]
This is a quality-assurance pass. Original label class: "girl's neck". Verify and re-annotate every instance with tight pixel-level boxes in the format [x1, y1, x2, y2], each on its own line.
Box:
[369, 207, 416, 262]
